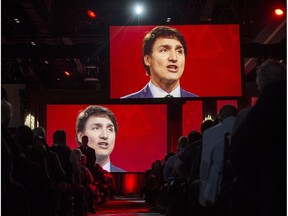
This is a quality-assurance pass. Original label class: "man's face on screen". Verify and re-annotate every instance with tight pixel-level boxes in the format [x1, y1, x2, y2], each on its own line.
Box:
[144, 37, 185, 88]
[83, 116, 116, 162]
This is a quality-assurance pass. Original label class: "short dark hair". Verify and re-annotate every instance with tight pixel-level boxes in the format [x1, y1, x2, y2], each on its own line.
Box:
[178, 135, 188, 148]
[53, 129, 66, 145]
[76, 105, 118, 134]
[142, 26, 187, 75]
[218, 105, 238, 122]
[256, 59, 286, 92]
[187, 131, 202, 144]
[201, 120, 214, 134]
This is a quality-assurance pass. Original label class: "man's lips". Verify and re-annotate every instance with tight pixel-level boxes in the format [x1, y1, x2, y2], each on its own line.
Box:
[167, 65, 178, 72]
[98, 142, 109, 149]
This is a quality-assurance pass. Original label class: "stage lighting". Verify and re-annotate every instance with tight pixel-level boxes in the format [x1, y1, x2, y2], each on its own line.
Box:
[135, 5, 143, 15]
[64, 70, 71, 76]
[274, 8, 284, 17]
[87, 10, 97, 19]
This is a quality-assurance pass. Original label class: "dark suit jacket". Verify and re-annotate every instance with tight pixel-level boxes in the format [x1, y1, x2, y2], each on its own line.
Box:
[121, 83, 198, 98]
[111, 163, 126, 173]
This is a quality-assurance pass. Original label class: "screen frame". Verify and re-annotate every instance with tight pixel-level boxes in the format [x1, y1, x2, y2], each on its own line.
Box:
[45, 100, 169, 173]
[108, 22, 245, 100]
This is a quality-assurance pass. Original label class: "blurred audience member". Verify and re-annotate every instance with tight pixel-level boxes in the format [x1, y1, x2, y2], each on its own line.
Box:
[163, 136, 187, 183]
[229, 59, 286, 216]
[70, 148, 86, 216]
[199, 105, 237, 209]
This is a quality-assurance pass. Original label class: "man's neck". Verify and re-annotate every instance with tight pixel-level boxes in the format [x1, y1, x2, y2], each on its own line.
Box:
[149, 80, 181, 97]
[96, 156, 110, 167]
[151, 79, 179, 93]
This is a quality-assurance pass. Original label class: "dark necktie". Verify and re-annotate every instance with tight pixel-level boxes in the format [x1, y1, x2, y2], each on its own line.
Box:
[165, 94, 174, 98]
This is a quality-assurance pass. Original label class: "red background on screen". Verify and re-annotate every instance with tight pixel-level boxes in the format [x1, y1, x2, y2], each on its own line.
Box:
[46, 104, 167, 172]
[182, 101, 203, 137]
[110, 24, 242, 98]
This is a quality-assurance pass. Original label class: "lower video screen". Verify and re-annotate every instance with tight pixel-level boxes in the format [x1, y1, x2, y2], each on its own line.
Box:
[46, 104, 167, 173]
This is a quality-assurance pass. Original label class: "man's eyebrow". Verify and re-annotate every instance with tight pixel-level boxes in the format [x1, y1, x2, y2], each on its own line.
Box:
[90, 123, 103, 126]
[158, 44, 171, 49]
[90, 123, 114, 129]
[106, 123, 114, 128]
[175, 45, 184, 49]
[158, 44, 183, 49]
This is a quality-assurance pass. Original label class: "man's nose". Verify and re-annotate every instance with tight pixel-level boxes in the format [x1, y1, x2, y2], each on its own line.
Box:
[100, 129, 108, 139]
[168, 50, 177, 62]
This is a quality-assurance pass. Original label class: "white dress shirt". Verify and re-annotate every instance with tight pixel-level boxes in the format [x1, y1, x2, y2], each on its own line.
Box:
[149, 80, 181, 98]
[102, 160, 111, 172]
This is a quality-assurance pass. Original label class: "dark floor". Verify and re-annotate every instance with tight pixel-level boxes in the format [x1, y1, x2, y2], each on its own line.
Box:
[90, 195, 164, 216]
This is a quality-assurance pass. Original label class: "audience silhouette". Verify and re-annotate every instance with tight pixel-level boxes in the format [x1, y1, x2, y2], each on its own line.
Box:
[228, 59, 286, 216]
[80, 154, 96, 214]
[2, 133, 30, 216]
[163, 136, 188, 183]
[2, 58, 286, 216]
[199, 105, 238, 213]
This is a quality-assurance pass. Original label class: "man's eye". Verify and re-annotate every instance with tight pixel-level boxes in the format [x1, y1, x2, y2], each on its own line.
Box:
[177, 49, 183, 54]
[91, 127, 99, 130]
[160, 49, 168, 52]
[108, 128, 114, 132]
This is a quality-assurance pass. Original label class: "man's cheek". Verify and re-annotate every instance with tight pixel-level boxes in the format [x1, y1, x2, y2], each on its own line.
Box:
[88, 137, 97, 147]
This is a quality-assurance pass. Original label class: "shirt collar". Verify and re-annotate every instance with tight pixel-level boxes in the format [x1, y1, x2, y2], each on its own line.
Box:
[102, 160, 111, 172]
[148, 80, 181, 98]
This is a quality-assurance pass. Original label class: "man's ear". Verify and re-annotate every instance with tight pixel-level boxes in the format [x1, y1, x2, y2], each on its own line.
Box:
[143, 55, 151, 67]
[76, 132, 83, 144]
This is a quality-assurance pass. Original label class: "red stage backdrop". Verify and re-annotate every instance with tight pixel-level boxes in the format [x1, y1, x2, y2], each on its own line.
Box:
[182, 100, 203, 138]
[46, 104, 167, 172]
[110, 24, 242, 98]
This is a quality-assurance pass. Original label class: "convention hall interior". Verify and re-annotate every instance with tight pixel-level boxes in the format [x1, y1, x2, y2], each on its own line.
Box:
[2, 0, 286, 216]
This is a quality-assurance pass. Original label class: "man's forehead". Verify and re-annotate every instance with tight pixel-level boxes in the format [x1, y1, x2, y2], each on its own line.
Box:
[87, 115, 113, 124]
[154, 37, 182, 46]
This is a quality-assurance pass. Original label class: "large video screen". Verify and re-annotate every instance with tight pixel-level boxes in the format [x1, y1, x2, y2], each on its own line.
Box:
[110, 24, 242, 99]
[46, 104, 167, 173]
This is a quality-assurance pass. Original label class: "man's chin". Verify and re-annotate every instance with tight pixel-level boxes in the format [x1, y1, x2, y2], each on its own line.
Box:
[96, 152, 110, 159]
[163, 78, 181, 85]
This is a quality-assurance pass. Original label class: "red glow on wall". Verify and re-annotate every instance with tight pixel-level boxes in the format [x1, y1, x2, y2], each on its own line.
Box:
[87, 10, 97, 19]
[123, 174, 138, 194]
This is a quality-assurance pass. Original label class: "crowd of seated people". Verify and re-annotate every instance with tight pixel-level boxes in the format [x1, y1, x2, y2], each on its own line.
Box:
[1, 99, 117, 216]
[141, 129, 205, 216]
[140, 59, 286, 216]
[2, 59, 286, 216]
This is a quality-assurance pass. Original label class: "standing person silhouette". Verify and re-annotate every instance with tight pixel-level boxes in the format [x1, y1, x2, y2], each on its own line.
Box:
[77, 135, 96, 172]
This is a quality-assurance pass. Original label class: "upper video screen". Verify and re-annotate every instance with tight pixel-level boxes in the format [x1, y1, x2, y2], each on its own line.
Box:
[110, 24, 242, 99]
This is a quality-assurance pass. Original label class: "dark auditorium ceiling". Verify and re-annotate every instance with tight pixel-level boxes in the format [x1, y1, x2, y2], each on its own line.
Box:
[1, 0, 286, 90]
